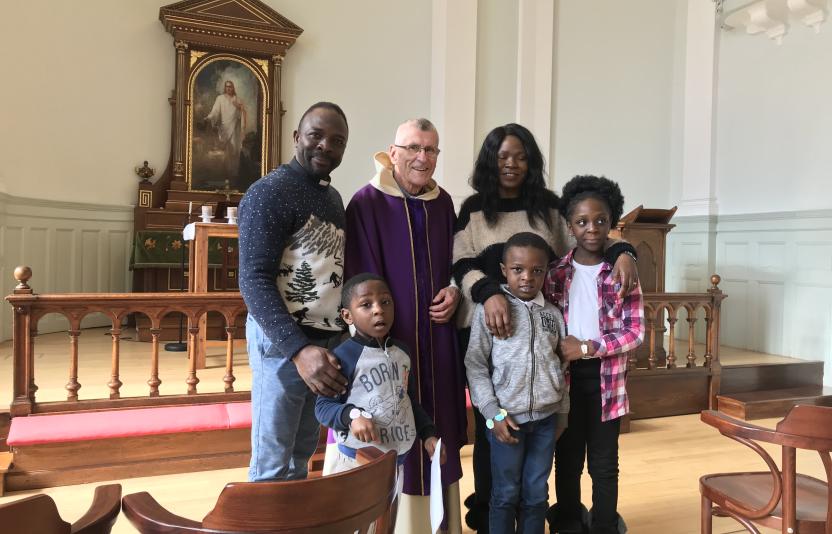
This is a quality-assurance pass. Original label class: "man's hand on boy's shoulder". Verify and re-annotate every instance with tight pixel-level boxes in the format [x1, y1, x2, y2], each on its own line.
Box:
[424, 436, 446, 465]
[292, 345, 347, 397]
[350, 416, 378, 443]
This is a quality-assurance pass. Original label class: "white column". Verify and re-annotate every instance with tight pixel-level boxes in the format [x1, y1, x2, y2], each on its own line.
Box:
[515, 0, 555, 180]
[679, 0, 719, 217]
[431, 0, 478, 208]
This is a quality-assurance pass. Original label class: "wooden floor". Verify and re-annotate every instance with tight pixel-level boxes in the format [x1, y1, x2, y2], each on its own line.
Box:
[0, 328, 823, 533]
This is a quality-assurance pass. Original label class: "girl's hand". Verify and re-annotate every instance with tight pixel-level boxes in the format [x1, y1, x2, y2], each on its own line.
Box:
[350, 417, 378, 443]
[559, 335, 588, 362]
[492, 415, 520, 444]
[424, 436, 447, 465]
[484, 293, 512, 339]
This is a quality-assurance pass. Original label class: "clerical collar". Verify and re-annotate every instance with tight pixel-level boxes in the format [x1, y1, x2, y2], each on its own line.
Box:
[289, 157, 331, 188]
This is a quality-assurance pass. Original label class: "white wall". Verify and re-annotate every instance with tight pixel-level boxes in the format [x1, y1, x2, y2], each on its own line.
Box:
[551, 0, 683, 210]
[0, 1, 434, 207]
[715, 3, 832, 215]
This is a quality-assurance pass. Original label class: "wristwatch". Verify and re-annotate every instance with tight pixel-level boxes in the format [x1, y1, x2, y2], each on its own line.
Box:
[349, 407, 373, 420]
[485, 408, 508, 430]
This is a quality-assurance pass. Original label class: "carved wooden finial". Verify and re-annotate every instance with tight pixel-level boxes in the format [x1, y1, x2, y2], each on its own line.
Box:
[14, 265, 32, 293]
[710, 274, 721, 289]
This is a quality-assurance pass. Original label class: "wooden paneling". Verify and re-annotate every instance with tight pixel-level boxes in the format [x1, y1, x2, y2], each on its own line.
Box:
[0, 194, 133, 341]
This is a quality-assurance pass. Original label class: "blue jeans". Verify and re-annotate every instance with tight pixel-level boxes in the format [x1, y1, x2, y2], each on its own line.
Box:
[247, 315, 340, 482]
[488, 413, 558, 534]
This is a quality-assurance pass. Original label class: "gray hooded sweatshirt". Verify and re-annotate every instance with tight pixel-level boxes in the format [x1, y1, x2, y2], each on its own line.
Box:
[465, 286, 569, 425]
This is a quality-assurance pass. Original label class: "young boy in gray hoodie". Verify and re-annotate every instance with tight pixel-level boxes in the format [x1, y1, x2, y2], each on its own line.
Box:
[465, 232, 568, 534]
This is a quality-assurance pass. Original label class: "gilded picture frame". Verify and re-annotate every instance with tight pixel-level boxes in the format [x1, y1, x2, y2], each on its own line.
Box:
[187, 53, 269, 193]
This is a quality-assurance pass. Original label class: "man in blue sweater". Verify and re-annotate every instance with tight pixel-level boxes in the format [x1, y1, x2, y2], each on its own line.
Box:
[238, 102, 350, 482]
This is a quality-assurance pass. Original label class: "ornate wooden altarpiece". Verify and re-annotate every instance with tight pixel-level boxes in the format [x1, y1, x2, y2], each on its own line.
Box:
[132, 0, 301, 340]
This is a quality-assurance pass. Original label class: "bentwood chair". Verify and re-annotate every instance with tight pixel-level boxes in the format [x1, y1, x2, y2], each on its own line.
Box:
[122, 447, 398, 534]
[700, 406, 832, 533]
[0, 483, 121, 534]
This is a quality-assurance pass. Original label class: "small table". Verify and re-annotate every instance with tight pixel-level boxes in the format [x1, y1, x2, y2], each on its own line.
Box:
[184, 222, 240, 369]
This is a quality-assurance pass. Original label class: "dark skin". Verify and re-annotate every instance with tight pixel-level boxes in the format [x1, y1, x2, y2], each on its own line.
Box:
[340, 280, 445, 464]
[290, 107, 350, 397]
[559, 197, 611, 362]
[483, 138, 638, 339]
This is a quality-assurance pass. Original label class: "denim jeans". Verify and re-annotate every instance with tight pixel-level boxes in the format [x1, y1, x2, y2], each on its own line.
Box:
[247, 315, 340, 482]
[487, 413, 558, 534]
[554, 359, 621, 534]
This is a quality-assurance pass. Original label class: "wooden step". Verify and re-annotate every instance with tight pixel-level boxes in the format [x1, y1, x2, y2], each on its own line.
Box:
[721, 360, 824, 394]
[717, 386, 832, 420]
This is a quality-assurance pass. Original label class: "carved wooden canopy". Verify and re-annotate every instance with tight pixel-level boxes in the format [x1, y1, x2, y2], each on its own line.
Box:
[160, 0, 302, 56]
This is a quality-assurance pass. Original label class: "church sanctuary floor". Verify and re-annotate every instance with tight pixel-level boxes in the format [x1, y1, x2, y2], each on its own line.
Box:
[0, 328, 824, 533]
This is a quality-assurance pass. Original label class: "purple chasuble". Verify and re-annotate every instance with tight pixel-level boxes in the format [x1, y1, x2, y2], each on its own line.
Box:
[345, 183, 467, 496]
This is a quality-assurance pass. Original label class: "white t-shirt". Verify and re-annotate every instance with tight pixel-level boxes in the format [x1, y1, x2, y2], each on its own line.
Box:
[567, 260, 602, 341]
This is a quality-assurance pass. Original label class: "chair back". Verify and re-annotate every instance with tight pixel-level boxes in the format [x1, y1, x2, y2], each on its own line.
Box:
[776, 404, 832, 448]
[0, 484, 120, 534]
[0, 494, 71, 534]
[201, 447, 398, 533]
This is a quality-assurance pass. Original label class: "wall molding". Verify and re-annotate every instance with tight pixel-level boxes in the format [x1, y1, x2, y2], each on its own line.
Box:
[668, 209, 832, 386]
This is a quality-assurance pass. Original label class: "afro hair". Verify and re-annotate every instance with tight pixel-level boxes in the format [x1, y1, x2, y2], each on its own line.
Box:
[559, 175, 625, 227]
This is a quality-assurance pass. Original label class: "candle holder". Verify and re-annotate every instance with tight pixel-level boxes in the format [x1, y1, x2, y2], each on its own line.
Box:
[226, 206, 238, 225]
[201, 205, 213, 223]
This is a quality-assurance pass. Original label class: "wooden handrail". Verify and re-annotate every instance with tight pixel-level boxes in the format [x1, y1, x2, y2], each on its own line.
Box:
[6, 266, 248, 417]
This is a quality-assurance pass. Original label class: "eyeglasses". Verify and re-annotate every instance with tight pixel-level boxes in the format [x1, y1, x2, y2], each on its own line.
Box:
[393, 144, 441, 158]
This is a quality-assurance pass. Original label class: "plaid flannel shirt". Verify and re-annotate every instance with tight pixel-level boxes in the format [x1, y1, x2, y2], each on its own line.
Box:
[543, 249, 645, 421]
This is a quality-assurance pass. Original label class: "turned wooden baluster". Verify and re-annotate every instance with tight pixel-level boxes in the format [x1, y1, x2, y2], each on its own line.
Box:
[703, 308, 713, 367]
[705, 275, 723, 368]
[224, 323, 236, 393]
[666, 307, 677, 369]
[66, 326, 82, 400]
[186, 315, 201, 394]
[107, 319, 123, 399]
[686, 312, 698, 368]
[11, 266, 37, 415]
[148, 323, 162, 396]
[646, 307, 657, 370]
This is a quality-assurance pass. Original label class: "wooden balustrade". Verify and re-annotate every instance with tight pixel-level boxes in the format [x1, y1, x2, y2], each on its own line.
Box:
[5, 265, 728, 418]
[628, 274, 726, 410]
[634, 274, 725, 370]
[5, 266, 248, 417]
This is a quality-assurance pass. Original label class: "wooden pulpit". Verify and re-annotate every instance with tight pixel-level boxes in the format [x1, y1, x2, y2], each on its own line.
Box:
[609, 205, 676, 293]
[610, 206, 676, 367]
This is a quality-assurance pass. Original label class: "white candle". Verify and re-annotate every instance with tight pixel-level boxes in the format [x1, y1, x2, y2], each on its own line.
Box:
[227, 207, 237, 218]
[188, 201, 193, 215]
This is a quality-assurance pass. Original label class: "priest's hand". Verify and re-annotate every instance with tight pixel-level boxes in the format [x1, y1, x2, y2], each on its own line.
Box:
[484, 293, 512, 339]
[430, 285, 460, 324]
[424, 436, 446, 465]
[292, 345, 347, 397]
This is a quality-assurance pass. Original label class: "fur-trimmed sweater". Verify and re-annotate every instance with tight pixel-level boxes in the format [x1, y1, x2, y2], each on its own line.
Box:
[452, 192, 571, 328]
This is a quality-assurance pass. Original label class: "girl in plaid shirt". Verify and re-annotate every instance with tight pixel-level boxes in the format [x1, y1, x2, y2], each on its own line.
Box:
[543, 176, 644, 534]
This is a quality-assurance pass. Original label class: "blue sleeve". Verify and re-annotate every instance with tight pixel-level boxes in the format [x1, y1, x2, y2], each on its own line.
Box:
[238, 174, 308, 359]
[315, 341, 361, 431]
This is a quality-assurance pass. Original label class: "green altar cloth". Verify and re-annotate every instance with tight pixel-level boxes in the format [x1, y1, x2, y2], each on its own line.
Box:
[131, 230, 237, 269]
